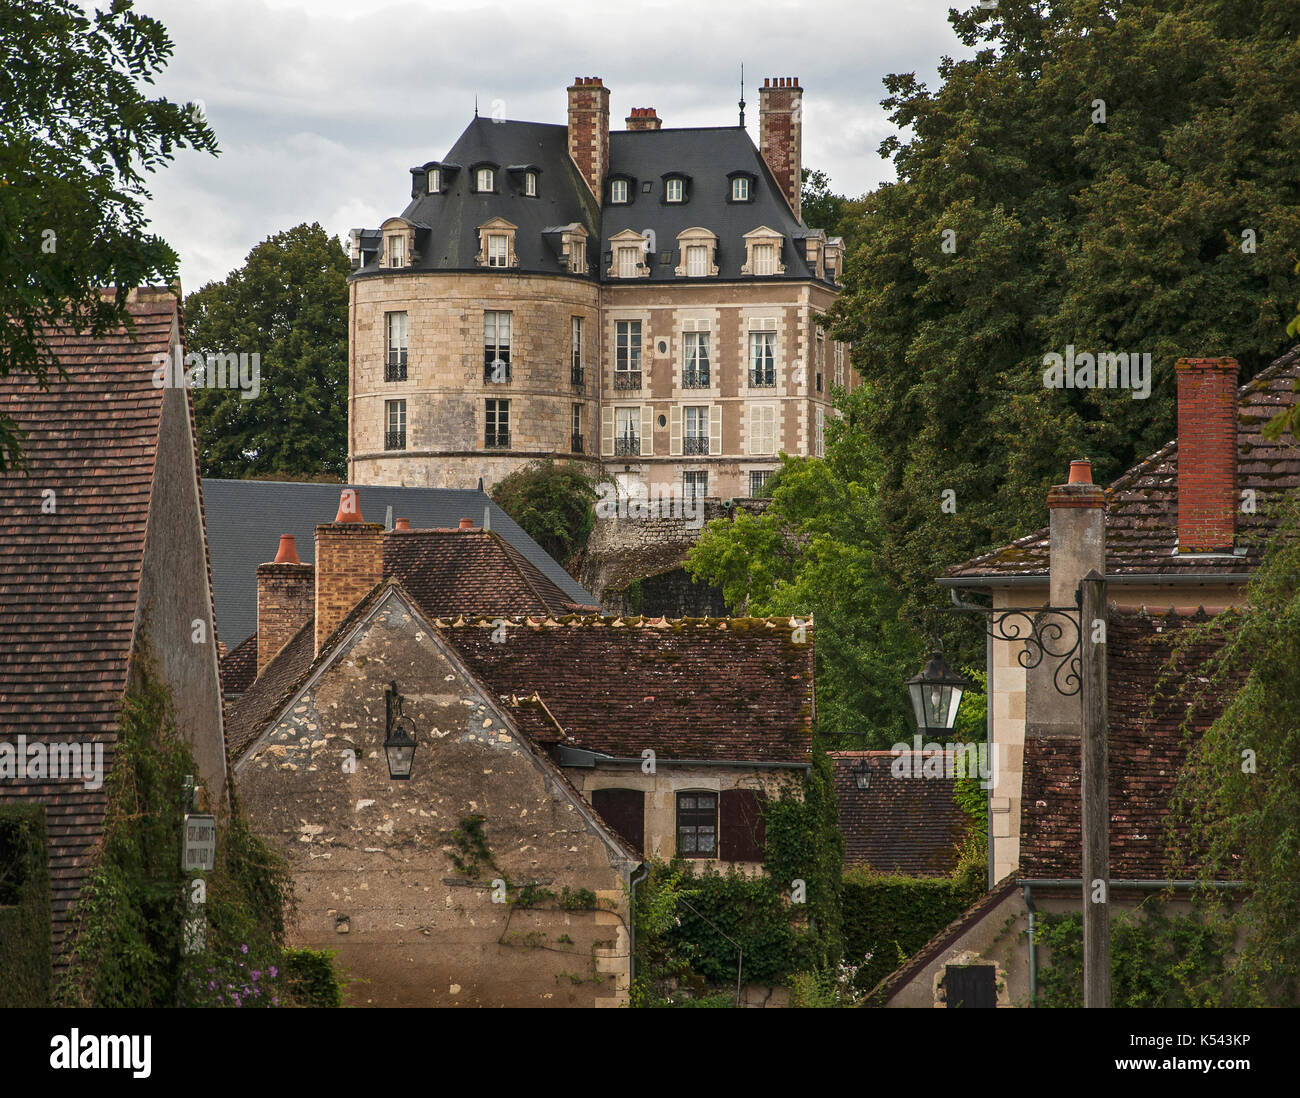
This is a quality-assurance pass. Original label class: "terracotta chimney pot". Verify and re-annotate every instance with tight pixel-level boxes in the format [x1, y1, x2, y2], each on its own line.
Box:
[273, 534, 301, 563]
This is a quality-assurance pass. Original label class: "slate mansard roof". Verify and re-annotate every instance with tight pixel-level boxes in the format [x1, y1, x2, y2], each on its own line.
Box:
[350, 116, 828, 284]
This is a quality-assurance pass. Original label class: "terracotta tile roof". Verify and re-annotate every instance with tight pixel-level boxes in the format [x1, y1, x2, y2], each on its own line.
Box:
[384, 528, 594, 616]
[220, 632, 258, 696]
[947, 347, 1300, 580]
[0, 289, 178, 948]
[442, 615, 815, 764]
[1020, 609, 1242, 879]
[830, 752, 972, 875]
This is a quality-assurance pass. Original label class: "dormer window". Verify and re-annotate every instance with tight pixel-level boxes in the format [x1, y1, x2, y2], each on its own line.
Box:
[475, 167, 495, 192]
[741, 226, 787, 276]
[427, 168, 440, 194]
[732, 176, 751, 202]
[607, 229, 649, 279]
[487, 235, 508, 267]
[386, 233, 405, 268]
[674, 227, 719, 278]
[665, 178, 684, 203]
[610, 179, 629, 204]
[562, 226, 588, 274]
[378, 219, 415, 268]
[476, 217, 518, 269]
[525, 171, 537, 196]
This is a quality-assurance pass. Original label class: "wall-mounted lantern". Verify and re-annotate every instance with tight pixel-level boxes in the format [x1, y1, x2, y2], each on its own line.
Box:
[384, 681, 418, 780]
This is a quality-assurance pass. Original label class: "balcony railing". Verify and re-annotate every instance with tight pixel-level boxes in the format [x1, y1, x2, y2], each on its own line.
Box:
[683, 435, 709, 455]
[485, 431, 510, 449]
[749, 367, 777, 387]
[484, 360, 511, 383]
[614, 435, 640, 457]
[385, 352, 407, 381]
[384, 430, 406, 451]
[682, 368, 710, 388]
[571, 364, 585, 387]
[571, 432, 584, 453]
[613, 369, 642, 390]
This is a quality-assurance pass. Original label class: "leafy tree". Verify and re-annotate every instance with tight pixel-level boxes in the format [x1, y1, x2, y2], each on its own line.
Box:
[0, 0, 217, 471]
[185, 223, 349, 478]
[825, 0, 1300, 637]
[489, 459, 599, 567]
[800, 168, 869, 254]
[686, 386, 921, 744]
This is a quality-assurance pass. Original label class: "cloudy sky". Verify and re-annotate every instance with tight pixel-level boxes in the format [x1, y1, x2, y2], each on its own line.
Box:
[116, 0, 974, 290]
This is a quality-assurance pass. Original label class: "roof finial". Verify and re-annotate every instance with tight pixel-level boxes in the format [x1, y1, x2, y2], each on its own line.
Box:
[739, 63, 746, 128]
[474, 95, 479, 117]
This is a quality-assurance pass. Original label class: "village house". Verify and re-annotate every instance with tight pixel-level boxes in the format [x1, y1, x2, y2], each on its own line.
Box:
[869, 349, 1300, 1007]
[0, 288, 227, 1001]
[225, 488, 815, 1006]
[346, 75, 854, 501]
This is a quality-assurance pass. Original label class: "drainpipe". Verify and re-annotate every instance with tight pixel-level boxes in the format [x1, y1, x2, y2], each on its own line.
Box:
[985, 624, 995, 890]
[628, 861, 649, 1002]
[1024, 883, 1037, 1007]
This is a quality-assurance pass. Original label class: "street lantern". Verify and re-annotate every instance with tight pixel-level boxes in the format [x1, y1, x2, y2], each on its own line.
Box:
[384, 682, 418, 780]
[906, 649, 970, 735]
[853, 757, 872, 790]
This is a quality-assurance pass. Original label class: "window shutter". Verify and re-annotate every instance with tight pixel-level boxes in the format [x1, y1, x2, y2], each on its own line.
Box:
[601, 406, 615, 457]
[591, 788, 645, 853]
[669, 406, 682, 455]
[640, 405, 654, 455]
[718, 788, 766, 861]
[709, 404, 722, 455]
[769, 406, 780, 454]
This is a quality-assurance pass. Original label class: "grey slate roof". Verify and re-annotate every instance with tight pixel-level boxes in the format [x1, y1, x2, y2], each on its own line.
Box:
[351, 117, 827, 284]
[202, 479, 595, 646]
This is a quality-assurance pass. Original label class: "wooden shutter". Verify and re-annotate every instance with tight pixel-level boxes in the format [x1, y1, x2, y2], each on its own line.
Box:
[591, 788, 645, 853]
[669, 406, 682, 455]
[718, 788, 766, 861]
[709, 405, 722, 455]
[640, 405, 654, 455]
[601, 405, 615, 456]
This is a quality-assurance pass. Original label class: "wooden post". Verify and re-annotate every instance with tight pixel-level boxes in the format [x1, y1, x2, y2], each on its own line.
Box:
[1080, 569, 1110, 1008]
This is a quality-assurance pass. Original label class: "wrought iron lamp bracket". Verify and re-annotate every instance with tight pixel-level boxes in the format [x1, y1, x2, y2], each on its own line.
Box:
[944, 590, 1083, 697]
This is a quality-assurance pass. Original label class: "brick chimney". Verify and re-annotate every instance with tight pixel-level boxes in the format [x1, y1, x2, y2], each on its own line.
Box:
[760, 77, 803, 221]
[567, 77, 610, 200]
[1176, 357, 1239, 552]
[626, 107, 661, 131]
[315, 489, 385, 654]
[257, 535, 315, 676]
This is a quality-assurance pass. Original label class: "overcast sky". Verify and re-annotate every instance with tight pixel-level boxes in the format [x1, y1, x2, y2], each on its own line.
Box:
[117, 0, 973, 290]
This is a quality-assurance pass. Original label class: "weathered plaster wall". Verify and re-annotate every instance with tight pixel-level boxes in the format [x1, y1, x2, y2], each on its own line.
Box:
[236, 594, 636, 1006]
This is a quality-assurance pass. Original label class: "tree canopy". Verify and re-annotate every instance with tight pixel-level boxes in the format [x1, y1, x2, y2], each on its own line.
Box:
[0, 0, 217, 471]
[489, 459, 600, 567]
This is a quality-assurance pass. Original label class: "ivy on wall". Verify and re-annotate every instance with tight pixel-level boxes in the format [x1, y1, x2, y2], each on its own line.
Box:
[0, 803, 52, 1006]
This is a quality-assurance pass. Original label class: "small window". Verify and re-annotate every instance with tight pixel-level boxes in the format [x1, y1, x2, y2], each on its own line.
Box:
[683, 332, 710, 388]
[615, 321, 641, 373]
[484, 310, 511, 382]
[610, 179, 629, 204]
[617, 246, 640, 278]
[749, 470, 771, 495]
[571, 316, 584, 380]
[385, 399, 406, 451]
[476, 167, 494, 192]
[753, 243, 776, 276]
[686, 245, 709, 277]
[571, 403, 583, 453]
[684, 407, 708, 455]
[614, 406, 640, 455]
[486, 399, 509, 448]
[684, 470, 708, 501]
[487, 234, 508, 268]
[666, 178, 684, 203]
[731, 176, 750, 202]
[385, 312, 408, 381]
[676, 791, 717, 857]
[749, 331, 777, 386]
[427, 168, 440, 193]
[524, 171, 537, 196]
[386, 234, 405, 268]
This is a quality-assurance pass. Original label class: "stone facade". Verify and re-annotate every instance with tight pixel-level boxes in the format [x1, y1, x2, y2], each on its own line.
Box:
[236, 589, 638, 1007]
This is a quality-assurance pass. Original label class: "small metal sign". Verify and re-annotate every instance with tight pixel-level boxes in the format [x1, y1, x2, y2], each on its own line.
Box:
[182, 813, 217, 872]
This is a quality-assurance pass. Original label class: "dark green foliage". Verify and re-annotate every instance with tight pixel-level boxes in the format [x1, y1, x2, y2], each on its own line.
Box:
[0, 804, 52, 1006]
[490, 459, 599, 566]
[281, 948, 345, 1008]
[824, 0, 1300, 639]
[185, 222, 350, 478]
[673, 867, 798, 985]
[448, 814, 499, 880]
[0, 0, 218, 471]
[844, 871, 984, 998]
[1035, 903, 1234, 1007]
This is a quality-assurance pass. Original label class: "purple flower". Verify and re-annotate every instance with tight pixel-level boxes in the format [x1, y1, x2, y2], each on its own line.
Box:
[252, 971, 261, 981]
[269, 966, 278, 978]
[240, 944, 249, 955]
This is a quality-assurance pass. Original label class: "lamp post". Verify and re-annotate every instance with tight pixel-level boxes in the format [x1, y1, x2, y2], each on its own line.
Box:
[905, 647, 970, 736]
[383, 681, 418, 780]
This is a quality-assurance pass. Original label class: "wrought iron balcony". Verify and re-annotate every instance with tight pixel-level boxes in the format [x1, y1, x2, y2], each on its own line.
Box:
[384, 431, 406, 451]
[683, 435, 709, 455]
[385, 352, 407, 381]
[749, 367, 776, 387]
[484, 360, 511, 383]
[614, 435, 640, 457]
[485, 431, 510, 449]
[682, 368, 710, 388]
[571, 364, 585, 387]
[571, 432, 584, 453]
[613, 370, 642, 390]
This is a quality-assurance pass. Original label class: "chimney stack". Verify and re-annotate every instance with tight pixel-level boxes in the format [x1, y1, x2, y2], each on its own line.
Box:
[567, 77, 610, 200]
[315, 489, 385, 654]
[1175, 357, 1239, 552]
[760, 77, 804, 221]
[394, 517, 411, 531]
[458, 518, 474, 530]
[626, 107, 662, 131]
[257, 535, 315, 676]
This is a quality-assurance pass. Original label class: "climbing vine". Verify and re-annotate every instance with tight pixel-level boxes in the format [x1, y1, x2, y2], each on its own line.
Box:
[0, 804, 51, 1006]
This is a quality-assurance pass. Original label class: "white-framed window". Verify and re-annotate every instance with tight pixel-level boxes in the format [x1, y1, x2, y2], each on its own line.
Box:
[614, 406, 640, 455]
[684, 470, 708, 502]
[748, 405, 777, 455]
[611, 179, 629, 204]
[476, 167, 494, 192]
[835, 341, 845, 387]
[752, 244, 775, 276]
[427, 168, 440, 193]
[486, 399, 509, 448]
[617, 246, 640, 278]
[684, 406, 707, 443]
[385, 311, 408, 380]
[386, 233, 405, 268]
[484, 310, 511, 381]
[666, 178, 684, 203]
[816, 406, 825, 457]
[731, 176, 750, 201]
[385, 399, 406, 450]
[749, 330, 777, 386]
[525, 171, 537, 196]
[571, 316, 584, 374]
[615, 320, 641, 376]
[487, 234, 508, 267]
[749, 470, 771, 495]
[683, 331, 710, 387]
[686, 245, 709, 277]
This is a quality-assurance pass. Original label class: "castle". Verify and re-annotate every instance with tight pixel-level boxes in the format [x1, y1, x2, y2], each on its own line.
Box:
[346, 75, 855, 500]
